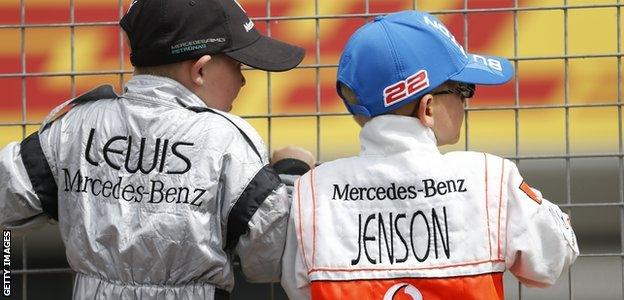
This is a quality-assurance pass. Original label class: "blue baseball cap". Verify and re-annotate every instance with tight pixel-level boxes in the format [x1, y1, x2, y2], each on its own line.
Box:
[337, 10, 514, 117]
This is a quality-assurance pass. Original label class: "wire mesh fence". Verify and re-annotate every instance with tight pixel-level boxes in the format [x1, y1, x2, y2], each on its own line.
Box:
[0, 0, 622, 299]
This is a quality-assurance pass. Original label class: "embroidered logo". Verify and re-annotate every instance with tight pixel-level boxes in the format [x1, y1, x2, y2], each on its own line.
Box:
[383, 70, 429, 107]
[244, 20, 255, 32]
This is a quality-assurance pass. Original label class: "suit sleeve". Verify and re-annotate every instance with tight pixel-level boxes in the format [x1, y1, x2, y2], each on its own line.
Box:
[232, 169, 311, 283]
[280, 176, 311, 299]
[0, 141, 49, 229]
[217, 128, 291, 283]
[270, 155, 312, 210]
[233, 178, 291, 283]
[504, 161, 579, 287]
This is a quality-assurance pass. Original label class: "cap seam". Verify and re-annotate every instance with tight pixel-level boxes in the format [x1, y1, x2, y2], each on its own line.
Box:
[216, 0, 233, 50]
[378, 20, 404, 79]
[160, 0, 168, 44]
[341, 30, 365, 102]
[440, 32, 468, 82]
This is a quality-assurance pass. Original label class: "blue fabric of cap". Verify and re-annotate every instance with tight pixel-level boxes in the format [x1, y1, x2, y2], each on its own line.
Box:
[336, 10, 514, 117]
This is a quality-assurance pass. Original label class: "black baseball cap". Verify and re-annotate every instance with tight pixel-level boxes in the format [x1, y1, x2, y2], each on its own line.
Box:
[120, 0, 305, 71]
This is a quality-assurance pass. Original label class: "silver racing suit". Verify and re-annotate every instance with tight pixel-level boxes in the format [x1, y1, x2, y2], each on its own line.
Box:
[0, 75, 291, 299]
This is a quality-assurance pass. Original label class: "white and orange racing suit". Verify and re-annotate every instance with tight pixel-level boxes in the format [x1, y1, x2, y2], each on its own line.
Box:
[281, 115, 579, 300]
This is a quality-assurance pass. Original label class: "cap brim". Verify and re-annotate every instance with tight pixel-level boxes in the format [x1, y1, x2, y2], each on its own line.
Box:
[449, 54, 514, 85]
[226, 36, 305, 72]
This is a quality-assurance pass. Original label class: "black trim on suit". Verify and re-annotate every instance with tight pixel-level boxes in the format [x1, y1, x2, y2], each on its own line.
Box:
[20, 132, 59, 220]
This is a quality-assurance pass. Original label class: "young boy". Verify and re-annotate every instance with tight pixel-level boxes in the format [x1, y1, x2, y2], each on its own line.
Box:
[0, 0, 314, 299]
[281, 10, 578, 299]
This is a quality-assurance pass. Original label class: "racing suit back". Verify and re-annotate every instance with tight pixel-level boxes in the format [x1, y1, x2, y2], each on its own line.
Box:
[281, 115, 579, 300]
[0, 76, 290, 299]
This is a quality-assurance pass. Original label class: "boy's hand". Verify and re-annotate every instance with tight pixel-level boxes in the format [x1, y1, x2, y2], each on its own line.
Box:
[271, 146, 315, 170]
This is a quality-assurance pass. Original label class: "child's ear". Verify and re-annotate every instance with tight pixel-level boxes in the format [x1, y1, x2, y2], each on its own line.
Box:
[190, 55, 212, 86]
[417, 94, 434, 128]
